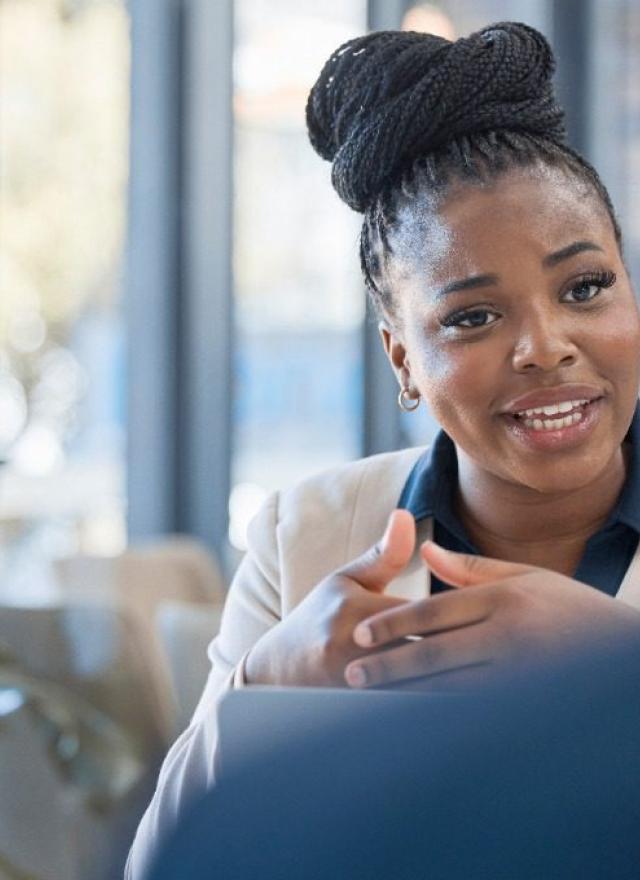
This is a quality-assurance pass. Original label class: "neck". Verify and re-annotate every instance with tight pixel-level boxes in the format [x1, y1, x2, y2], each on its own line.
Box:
[455, 446, 629, 573]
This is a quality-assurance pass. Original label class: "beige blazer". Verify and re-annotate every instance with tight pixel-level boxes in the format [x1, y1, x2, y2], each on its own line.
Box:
[125, 445, 640, 880]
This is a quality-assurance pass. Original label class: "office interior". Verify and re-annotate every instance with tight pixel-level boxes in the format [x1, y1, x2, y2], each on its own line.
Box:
[1, 1, 638, 877]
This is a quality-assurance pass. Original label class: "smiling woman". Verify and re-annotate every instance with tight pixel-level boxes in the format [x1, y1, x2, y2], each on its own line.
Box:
[385, 166, 640, 493]
[126, 20, 640, 880]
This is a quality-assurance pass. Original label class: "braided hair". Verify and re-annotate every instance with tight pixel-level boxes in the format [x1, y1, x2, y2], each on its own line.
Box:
[306, 22, 621, 319]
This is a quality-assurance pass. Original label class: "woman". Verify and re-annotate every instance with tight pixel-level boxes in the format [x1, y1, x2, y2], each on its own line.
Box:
[127, 22, 640, 878]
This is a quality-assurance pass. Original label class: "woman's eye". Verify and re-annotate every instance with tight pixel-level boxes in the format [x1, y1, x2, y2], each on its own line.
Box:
[562, 271, 616, 304]
[563, 281, 601, 303]
[443, 309, 499, 329]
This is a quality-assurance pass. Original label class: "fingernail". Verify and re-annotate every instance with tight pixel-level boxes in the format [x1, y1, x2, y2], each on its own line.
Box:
[346, 665, 367, 687]
[354, 624, 373, 647]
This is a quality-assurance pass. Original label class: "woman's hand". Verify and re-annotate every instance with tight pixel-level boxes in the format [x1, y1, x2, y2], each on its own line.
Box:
[344, 541, 640, 690]
[244, 510, 416, 687]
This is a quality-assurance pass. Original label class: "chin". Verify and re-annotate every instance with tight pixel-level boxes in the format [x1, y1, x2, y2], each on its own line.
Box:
[509, 452, 616, 496]
[519, 469, 599, 495]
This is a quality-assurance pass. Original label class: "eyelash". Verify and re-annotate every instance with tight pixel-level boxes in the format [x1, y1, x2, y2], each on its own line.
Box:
[440, 270, 617, 330]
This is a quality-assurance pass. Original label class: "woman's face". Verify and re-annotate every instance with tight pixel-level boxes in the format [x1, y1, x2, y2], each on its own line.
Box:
[384, 166, 640, 494]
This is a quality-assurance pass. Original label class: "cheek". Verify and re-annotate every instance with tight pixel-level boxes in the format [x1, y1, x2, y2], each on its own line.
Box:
[589, 302, 640, 387]
[404, 297, 640, 441]
[404, 327, 499, 432]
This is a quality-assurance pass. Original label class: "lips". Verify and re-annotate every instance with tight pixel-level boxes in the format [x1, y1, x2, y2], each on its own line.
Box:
[500, 384, 604, 417]
[503, 396, 604, 451]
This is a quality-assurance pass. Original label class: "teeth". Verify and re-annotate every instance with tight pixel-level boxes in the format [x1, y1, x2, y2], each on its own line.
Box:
[518, 398, 589, 419]
[522, 411, 584, 431]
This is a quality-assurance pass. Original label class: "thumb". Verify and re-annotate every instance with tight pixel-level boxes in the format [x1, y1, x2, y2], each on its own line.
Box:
[339, 509, 416, 593]
[420, 540, 536, 588]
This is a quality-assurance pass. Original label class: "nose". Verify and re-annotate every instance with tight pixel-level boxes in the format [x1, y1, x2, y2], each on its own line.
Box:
[511, 309, 578, 373]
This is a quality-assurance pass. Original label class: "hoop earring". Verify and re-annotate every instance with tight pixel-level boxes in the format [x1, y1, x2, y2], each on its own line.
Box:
[398, 387, 420, 412]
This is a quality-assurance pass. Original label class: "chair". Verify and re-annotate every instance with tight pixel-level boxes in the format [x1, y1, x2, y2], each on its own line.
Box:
[155, 601, 223, 731]
[0, 604, 166, 880]
[52, 536, 227, 739]
[0, 604, 169, 756]
[0, 692, 77, 880]
[53, 536, 225, 609]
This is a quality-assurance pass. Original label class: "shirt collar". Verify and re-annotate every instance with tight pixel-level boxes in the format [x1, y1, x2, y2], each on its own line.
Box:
[397, 427, 460, 531]
[398, 402, 640, 536]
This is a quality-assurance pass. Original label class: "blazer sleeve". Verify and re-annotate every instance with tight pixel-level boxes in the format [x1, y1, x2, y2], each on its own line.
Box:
[125, 492, 283, 880]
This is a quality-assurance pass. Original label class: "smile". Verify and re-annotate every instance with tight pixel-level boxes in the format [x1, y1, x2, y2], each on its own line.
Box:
[512, 398, 590, 432]
[503, 397, 605, 451]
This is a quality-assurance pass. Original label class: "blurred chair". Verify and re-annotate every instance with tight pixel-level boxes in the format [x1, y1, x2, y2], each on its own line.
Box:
[53, 536, 225, 613]
[0, 604, 169, 755]
[52, 536, 226, 739]
[0, 606, 166, 880]
[0, 689, 77, 880]
[155, 602, 223, 732]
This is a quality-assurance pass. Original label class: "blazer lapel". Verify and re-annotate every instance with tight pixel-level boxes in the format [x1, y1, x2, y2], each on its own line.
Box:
[615, 538, 640, 609]
[385, 517, 433, 601]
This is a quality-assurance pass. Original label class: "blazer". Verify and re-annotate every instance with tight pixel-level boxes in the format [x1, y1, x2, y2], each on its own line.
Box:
[125, 444, 640, 880]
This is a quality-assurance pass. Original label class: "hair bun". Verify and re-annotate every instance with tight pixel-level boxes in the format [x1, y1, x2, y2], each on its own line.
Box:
[306, 22, 566, 212]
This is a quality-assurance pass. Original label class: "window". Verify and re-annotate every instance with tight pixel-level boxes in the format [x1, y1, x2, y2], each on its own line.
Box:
[590, 1, 640, 288]
[0, 0, 129, 598]
[230, 0, 368, 550]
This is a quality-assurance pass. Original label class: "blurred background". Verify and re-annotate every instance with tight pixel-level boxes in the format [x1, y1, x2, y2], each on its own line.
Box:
[1, 1, 639, 878]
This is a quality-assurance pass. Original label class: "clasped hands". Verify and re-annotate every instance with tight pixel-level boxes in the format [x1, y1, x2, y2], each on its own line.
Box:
[244, 510, 640, 690]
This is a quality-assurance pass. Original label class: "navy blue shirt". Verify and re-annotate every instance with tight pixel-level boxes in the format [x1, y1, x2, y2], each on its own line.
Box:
[398, 406, 640, 596]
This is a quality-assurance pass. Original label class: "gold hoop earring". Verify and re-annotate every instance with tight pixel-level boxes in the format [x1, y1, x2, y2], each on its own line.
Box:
[398, 387, 420, 412]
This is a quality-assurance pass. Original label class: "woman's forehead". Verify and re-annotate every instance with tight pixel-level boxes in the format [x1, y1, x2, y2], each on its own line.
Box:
[447, 169, 598, 229]
[392, 167, 615, 287]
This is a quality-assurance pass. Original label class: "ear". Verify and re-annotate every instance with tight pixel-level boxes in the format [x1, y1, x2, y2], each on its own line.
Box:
[379, 321, 412, 388]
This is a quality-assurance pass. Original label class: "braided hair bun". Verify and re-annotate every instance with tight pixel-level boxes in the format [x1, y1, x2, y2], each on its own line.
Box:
[306, 22, 566, 213]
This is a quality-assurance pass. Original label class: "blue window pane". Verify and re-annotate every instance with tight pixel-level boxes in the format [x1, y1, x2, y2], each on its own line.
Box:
[231, 1, 367, 549]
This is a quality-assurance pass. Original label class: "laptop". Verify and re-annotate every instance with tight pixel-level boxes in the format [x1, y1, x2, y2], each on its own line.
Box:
[216, 686, 459, 777]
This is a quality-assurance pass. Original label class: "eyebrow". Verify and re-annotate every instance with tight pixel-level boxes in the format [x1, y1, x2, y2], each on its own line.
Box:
[434, 240, 605, 299]
[541, 239, 604, 267]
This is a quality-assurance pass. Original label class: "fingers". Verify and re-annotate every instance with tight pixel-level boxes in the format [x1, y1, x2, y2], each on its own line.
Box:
[339, 509, 416, 593]
[420, 540, 535, 588]
[345, 622, 494, 688]
[353, 587, 492, 649]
